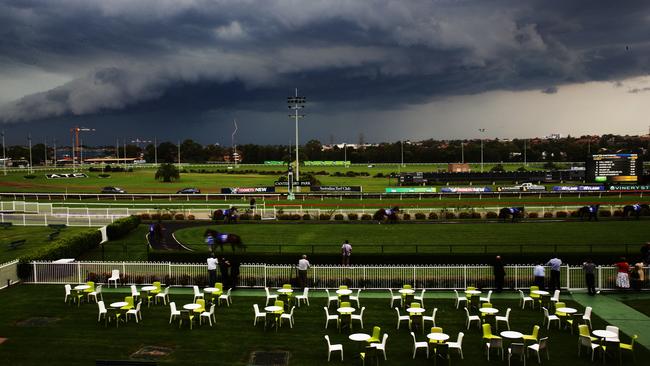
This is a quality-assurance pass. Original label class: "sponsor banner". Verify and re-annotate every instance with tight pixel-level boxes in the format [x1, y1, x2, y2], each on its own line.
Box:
[304, 161, 349, 166]
[552, 185, 605, 191]
[264, 161, 285, 165]
[497, 187, 522, 192]
[608, 185, 650, 191]
[311, 186, 362, 192]
[274, 181, 312, 187]
[46, 173, 88, 179]
[220, 187, 275, 194]
[385, 187, 436, 193]
[441, 187, 492, 193]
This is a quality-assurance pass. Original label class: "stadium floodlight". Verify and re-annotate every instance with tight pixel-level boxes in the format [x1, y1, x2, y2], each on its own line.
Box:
[28, 133, 33, 174]
[287, 88, 306, 191]
[479, 128, 486, 172]
[1, 130, 6, 175]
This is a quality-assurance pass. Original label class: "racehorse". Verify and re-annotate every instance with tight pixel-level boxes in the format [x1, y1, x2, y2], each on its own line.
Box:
[622, 204, 649, 220]
[373, 207, 400, 224]
[578, 204, 600, 221]
[212, 207, 239, 224]
[498, 207, 525, 223]
[204, 229, 246, 252]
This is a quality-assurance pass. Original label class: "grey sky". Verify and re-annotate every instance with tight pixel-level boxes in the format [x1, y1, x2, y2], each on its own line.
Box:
[1, 0, 649, 144]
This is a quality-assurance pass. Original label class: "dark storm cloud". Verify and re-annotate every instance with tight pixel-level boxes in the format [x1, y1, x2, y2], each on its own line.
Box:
[541, 86, 558, 94]
[1, 0, 650, 130]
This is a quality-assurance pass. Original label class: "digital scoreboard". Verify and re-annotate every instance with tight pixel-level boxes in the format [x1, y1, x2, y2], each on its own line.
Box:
[586, 154, 641, 183]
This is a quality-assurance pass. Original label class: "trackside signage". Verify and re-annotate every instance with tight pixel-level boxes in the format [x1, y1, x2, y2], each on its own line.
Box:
[274, 181, 312, 187]
[441, 187, 492, 193]
[311, 186, 362, 192]
[220, 187, 275, 194]
[385, 187, 436, 193]
[608, 185, 650, 191]
[46, 173, 88, 179]
[552, 185, 605, 191]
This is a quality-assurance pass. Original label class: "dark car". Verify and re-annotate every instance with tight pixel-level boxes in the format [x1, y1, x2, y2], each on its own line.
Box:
[177, 187, 201, 194]
[101, 186, 126, 194]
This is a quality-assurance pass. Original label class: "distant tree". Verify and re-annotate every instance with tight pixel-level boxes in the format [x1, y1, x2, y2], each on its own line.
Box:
[155, 163, 180, 182]
[490, 164, 505, 172]
[156, 142, 178, 163]
[543, 161, 558, 170]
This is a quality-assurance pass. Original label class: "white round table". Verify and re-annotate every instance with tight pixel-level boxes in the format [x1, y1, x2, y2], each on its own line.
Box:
[592, 330, 617, 339]
[500, 331, 524, 339]
[427, 333, 450, 342]
[204, 287, 221, 294]
[183, 303, 202, 310]
[110, 301, 128, 308]
[556, 307, 577, 314]
[465, 290, 481, 295]
[336, 289, 353, 296]
[399, 289, 415, 295]
[479, 308, 499, 315]
[277, 288, 293, 294]
[337, 307, 356, 314]
[141, 285, 157, 292]
[74, 285, 90, 291]
[264, 306, 283, 313]
[349, 333, 371, 342]
[531, 290, 549, 296]
[406, 308, 425, 314]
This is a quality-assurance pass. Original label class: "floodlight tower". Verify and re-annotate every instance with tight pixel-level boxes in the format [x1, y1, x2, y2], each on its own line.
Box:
[1, 130, 6, 176]
[70, 126, 95, 170]
[479, 128, 486, 172]
[287, 89, 306, 191]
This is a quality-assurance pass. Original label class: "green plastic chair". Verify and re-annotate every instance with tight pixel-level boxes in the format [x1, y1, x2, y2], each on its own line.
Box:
[179, 310, 195, 329]
[84, 282, 95, 299]
[482, 323, 501, 341]
[522, 325, 540, 344]
[403, 284, 413, 289]
[530, 286, 540, 299]
[151, 281, 161, 294]
[339, 285, 348, 290]
[367, 326, 381, 343]
[121, 296, 134, 310]
[194, 299, 206, 314]
[620, 335, 638, 362]
[429, 326, 444, 343]
[140, 290, 153, 307]
[411, 302, 421, 308]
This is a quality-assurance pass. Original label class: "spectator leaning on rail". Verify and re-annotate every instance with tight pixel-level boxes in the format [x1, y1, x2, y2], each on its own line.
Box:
[582, 258, 596, 296]
[341, 240, 352, 266]
[493, 255, 506, 293]
[533, 263, 545, 290]
[614, 257, 630, 289]
[546, 257, 562, 292]
[207, 254, 218, 287]
[297, 255, 311, 289]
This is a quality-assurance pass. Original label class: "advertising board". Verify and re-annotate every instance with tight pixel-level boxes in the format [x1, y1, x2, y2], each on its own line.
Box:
[385, 187, 436, 193]
[274, 181, 312, 186]
[608, 185, 650, 191]
[311, 186, 362, 192]
[46, 173, 88, 179]
[440, 187, 492, 193]
[220, 187, 275, 194]
[586, 154, 641, 182]
[552, 185, 605, 191]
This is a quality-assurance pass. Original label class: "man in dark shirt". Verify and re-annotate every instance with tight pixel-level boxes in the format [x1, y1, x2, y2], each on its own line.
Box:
[493, 256, 506, 293]
[583, 258, 596, 295]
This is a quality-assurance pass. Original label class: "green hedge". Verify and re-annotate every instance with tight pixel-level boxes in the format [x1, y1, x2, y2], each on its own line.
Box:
[106, 215, 141, 240]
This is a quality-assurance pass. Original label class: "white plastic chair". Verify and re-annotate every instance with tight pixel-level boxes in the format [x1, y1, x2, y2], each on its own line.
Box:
[605, 325, 620, 342]
[280, 306, 295, 328]
[324, 335, 343, 362]
[527, 337, 549, 364]
[265, 287, 278, 306]
[447, 332, 464, 359]
[370, 333, 388, 360]
[465, 307, 480, 330]
[414, 289, 426, 303]
[485, 337, 504, 361]
[325, 289, 338, 308]
[156, 286, 170, 305]
[253, 304, 267, 326]
[193, 285, 204, 302]
[108, 269, 120, 288]
[496, 308, 511, 331]
[169, 302, 181, 324]
[519, 290, 533, 309]
[480, 290, 493, 304]
[507, 343, 525, 366]
[64, 284, 72, 304]
[395, 307, 409, 329]
[410, 331, 429, 359]
[201, 304, 216, 326]
[295, 287, 310, 307]
[550, 290, 560, 304]
[423, 308, 437, 327]
[454, 289, 467, 309]
[350, 288, 361, 308]
[351, 306, 365, 329]
[126, 301, 142, 323]
[542, 307, 560, 330]
[389, 289, 402, 308]
[323, 307, 339, 329]
[97, 300, 107, 322]
[578, 335, 600, 361]
[89, 284, 102, 303]
[130, 285, 139, 302]
[582, 306, 592, 329]
[218, 288, 232, 306]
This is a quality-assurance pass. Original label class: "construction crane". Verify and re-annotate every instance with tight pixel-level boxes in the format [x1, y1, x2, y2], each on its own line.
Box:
[70, 126, 95, 169]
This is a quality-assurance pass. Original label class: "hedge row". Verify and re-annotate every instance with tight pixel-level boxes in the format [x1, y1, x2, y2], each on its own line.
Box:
[106, 215, 141, 240]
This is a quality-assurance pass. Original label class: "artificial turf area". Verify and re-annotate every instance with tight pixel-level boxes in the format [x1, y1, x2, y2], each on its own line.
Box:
[622, 299, 650, 318]
[174, 221, 650, 255]
[0, 285, 646, 365]
[0, 226, 88, 263]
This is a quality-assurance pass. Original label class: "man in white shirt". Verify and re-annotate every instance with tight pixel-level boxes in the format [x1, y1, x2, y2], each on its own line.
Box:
[341, 240, 352, 266]
[533, 263, 545, 290]
[546, 257, 562, 292]
[207, 255, 218, 286]
[297, 255, 310, 289]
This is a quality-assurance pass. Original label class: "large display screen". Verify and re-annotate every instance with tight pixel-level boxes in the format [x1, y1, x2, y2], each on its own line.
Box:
[586, 154, 641, 183]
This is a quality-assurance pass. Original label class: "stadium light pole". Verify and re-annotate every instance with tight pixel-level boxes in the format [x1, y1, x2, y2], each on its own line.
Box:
[154, 137, 158, 166]
[1, 130, 6, 175]
[461, 142, 464, 164]
[344, 143, 347, 165]
[177, 140, 181, 169]
[479, 128, 486, 172]
[287, 89, 305, 191]
[53, 138, 57, 167]
[523, 139, 527, 166]
[28, 133, 33, 174]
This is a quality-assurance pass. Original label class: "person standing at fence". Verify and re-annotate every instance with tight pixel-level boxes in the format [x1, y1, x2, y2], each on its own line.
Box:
[205, 232, 215, 253]
[615, 257, 630, 289]
[297, 254, 311, 289]
[546, 256, 562, 292]
[230, 257, 241, 290]
[149, 223, 156, 244]
[582, 258, 596, 296]
[219, 257, 231, 288]
[207, 254, 218, 286]
[250, 197, 256, 211]
[493, 255, 505, 293]
[533, 263, 545, 290]
[341, 240, 352, 266]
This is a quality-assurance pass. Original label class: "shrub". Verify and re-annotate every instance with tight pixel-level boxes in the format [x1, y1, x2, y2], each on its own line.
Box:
[239, 214, 251, 220]
[139, 213, 151, 220]
[174, 213, 185, 220]
[402, 213, 411, 220]
[290, 214, 301, 220]
[98, 174, 110, 178]
[278, 214, 290, 220]
[106, 216, 141, 240]
[347, 213, 358, 221]
[613, 210, 624, 217]
[373, 172, 385, 178]
[445, 212, 456, 219]
[334, 214, 345, 221]
[486, 212, 498, 219]
[543, 212, 553, 218]
[302, 214, 311, 220]
[414, 213, 426, 220]
[24, 175, 36, 179]
[459, 212, 471, 219]
[361, 214, 372, 220]
[319, 214, 331, 221]
[556, 211, 568, 218]
[471, 212, 482, 219]
[599, 210, 611, 217]
[187, 214, 196, 220]
[160, 213, 172, 220]
[151, 213, 161, 221]
[570, 211, 580, 218]
[428, 212, 438, 220]
[254, 214, 261, 220]
[528, 212, 539, 219]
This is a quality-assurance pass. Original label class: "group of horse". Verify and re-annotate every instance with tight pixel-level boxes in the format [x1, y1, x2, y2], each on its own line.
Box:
[498, 203, 650, 223]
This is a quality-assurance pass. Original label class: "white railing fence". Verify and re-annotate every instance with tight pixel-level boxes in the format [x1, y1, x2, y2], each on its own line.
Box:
[20, 261, 649, 291]
[0, 213, 127, 227]
[0, 260, 20, 290]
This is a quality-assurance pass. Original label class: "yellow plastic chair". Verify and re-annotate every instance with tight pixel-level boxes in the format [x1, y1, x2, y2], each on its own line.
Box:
[121, 296, 134, 310]
[283, 284, 292, 289]
[620, 335, 638, 362]
[367, 326, 381, 343]
[578, 324, 598, 342]
[429, 326, 444, 343]
[84, 281, 95, 302]
[522, 325, 540, 344]
[193, 299, 205, 315]
[482, 323, 501, 341]
[151, 281, 161, 294]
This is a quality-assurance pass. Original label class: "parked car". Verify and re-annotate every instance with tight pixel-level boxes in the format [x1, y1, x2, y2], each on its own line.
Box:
[101, 186, 126, 194]
[177, 187, 201, 194]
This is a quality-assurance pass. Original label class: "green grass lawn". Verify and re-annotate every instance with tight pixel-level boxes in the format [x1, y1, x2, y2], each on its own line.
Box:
[622, 299, 650, 318]
[175, 221, 650, 255]
[0, 285, 645, 365]
[80, 225, 151, 261]
[0, 226, 88, 263]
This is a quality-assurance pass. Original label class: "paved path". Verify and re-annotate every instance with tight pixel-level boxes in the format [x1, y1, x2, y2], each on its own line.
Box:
[573, 293, 650, 349]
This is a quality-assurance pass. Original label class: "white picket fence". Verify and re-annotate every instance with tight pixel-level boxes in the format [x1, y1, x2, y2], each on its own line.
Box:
[17, 261, 649, 291]
[0, 260, 20, 289]
[0, 213, 126, 227]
